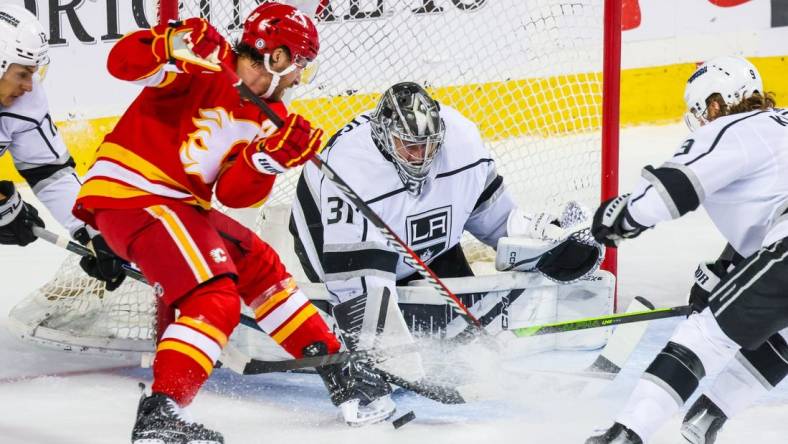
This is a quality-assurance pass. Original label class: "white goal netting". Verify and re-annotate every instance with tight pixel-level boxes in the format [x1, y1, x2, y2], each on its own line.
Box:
[9, 0, 614, 353]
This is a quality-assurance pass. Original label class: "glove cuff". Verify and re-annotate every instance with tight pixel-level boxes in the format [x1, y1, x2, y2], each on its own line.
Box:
[249, 151, 287, 175]
[694, 262, 722, 293]
[0, 186, 22, 228]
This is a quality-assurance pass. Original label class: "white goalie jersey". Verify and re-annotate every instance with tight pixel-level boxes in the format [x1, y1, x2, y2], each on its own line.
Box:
[626, 108, 788, 257]
[0, 78, 87, 236]
[290, 105, 517, 301]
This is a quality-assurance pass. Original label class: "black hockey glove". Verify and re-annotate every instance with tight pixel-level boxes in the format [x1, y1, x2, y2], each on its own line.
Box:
[74, 229, 127, 291]
[591, 194, 647, 247]
[686, 244, 741, 315]
[0, 181, 45, 246]
[687, 262, 724, 315]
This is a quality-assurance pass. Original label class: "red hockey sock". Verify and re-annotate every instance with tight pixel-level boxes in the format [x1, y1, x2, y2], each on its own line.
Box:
[247, 278, 340, 358]
[152, 276, 240, 406]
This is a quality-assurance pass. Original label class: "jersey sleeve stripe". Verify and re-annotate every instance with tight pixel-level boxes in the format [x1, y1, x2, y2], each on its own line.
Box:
[641, 164, 702, 218]
[322, 244, 398, 276]
[18, 157, 76, 190]
[293, 173, 324, 258]
[472, 174, 504, 212]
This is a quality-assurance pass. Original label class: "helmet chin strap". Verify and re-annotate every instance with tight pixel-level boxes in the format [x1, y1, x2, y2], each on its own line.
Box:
[261, 53, 297, 99]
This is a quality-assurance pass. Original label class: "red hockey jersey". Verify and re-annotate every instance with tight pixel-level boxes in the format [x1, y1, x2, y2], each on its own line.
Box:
[74, 27, 285, 227]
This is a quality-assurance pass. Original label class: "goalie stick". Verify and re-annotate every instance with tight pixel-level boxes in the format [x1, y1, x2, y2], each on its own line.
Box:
[33, 225, 687, 364]
[31, 226, 465, 404]
[31, 227, 686, 403]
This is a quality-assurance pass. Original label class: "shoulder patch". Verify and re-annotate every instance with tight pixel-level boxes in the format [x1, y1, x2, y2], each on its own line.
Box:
[674, 139, 694, 157]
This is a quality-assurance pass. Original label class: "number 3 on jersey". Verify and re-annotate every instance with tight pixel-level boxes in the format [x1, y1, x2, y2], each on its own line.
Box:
[327, 197, 355, 224]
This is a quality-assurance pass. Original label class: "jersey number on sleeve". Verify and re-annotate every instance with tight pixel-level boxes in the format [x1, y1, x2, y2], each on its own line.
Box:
[327, 197, 355, 224]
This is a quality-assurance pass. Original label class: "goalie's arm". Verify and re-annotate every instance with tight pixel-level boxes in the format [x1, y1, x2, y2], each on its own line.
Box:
[463, 162, 516, 247]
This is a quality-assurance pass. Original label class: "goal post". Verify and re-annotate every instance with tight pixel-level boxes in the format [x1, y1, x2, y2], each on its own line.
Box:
[7, 0, 622, 354]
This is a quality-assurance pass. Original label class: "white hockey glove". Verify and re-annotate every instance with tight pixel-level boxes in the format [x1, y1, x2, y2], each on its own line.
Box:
[506, 208, 564, 242]
[591, 194, 648, 247]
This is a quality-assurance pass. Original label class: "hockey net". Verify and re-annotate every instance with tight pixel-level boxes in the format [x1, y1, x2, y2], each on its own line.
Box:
[8, 0, 620, 353]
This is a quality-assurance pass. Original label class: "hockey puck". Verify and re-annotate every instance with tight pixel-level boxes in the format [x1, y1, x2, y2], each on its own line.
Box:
[392, 411, 416, 429]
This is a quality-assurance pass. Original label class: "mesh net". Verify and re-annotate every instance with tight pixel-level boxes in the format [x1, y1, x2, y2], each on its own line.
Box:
[9, 0, 610, 351]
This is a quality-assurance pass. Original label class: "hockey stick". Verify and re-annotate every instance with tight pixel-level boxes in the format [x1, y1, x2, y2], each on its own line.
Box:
[215, 61, 483, 334]
[507, 303, 691, 338]
[31, 226, 465, 403]
[30, 226, 268, 330]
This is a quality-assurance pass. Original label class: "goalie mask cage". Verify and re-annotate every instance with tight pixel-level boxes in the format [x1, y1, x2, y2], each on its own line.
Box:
[7, 0, 621, 354]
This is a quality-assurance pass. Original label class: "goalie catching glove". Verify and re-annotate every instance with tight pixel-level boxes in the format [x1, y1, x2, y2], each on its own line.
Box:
[151, 18, 230, 73]
[0, 181, 44, 247]
[496, 203, 605, 283]
[246, 113, 324, 175]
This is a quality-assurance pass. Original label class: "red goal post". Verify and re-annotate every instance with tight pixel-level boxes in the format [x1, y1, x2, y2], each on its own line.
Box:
[6, 0, 621, 356]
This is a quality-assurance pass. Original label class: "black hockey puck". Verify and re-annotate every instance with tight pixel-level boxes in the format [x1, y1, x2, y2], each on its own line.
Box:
[392, 410, 416, 429]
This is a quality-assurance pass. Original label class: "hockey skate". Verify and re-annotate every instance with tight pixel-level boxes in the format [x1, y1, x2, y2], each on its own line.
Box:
[680, 395, 728, 444]
[586, 422, 643, 444]
[132, 391, 223, 444]
[306, 343, 396, 427]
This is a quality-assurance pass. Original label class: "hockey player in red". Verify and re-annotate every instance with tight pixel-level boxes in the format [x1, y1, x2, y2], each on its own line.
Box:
[73, 3, 342, 443]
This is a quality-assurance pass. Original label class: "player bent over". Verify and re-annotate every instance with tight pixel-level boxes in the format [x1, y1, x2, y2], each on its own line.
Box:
[0, 4, 125, 289]
[290, 82, 603, 425]
[586, 56, 788, 443]
[73, 3, 341, 443]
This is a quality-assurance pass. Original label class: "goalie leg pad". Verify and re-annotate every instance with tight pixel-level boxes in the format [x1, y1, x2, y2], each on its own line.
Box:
[333, 288, 425, 381]
[153, 276, 239, 406]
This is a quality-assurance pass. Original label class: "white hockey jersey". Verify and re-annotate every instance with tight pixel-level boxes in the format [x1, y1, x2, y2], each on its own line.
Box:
[290, 105, 516, 301]
[0, 79, 87, 236]
[627, 108, 788, 257]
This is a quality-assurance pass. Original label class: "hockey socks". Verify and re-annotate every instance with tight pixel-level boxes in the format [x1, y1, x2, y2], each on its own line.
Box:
[153, 277, 240, 406]
[248, 277, 341, 358]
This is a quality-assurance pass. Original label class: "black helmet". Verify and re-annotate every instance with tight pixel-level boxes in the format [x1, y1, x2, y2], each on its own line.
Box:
[370, 82, 445, 194]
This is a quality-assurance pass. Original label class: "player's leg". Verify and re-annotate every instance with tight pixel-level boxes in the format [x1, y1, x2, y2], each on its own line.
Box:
[587, 239, 788, 443]
[681, 331, 788, 444]
[210, 210, 396, 425]
[212, 210, 396, 424]
[206, 209, 341, 358]
[96, 204, 242, 444]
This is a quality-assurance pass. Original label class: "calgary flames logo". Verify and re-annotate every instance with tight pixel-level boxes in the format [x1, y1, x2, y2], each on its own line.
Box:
[180, 108, 260, 183]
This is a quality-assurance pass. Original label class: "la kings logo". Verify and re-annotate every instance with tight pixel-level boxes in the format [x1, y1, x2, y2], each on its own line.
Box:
[406, 206, 451, 262]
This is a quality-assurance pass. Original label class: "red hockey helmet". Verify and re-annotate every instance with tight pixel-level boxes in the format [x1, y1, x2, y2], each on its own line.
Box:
[241, 2, 319, 68]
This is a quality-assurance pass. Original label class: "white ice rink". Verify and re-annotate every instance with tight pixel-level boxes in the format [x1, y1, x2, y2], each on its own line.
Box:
[2, 123, 787, 443]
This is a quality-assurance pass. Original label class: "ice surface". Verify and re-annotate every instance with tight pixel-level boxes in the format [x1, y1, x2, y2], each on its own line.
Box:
[2, 123, 786, 443]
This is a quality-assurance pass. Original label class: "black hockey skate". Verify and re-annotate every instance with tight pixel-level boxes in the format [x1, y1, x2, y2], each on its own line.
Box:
[132, 390, 223, 444]
[680, 395, 728, 444]
[586, 422, 643, 444]
[305, 342, 396, 427]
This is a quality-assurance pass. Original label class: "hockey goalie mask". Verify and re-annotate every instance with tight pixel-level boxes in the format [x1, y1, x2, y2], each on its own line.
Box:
[371, 82, 445, 195]
[683, 56, 763, 131]
[241, 2, 320, 99]
[0, 4, 49, 79]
